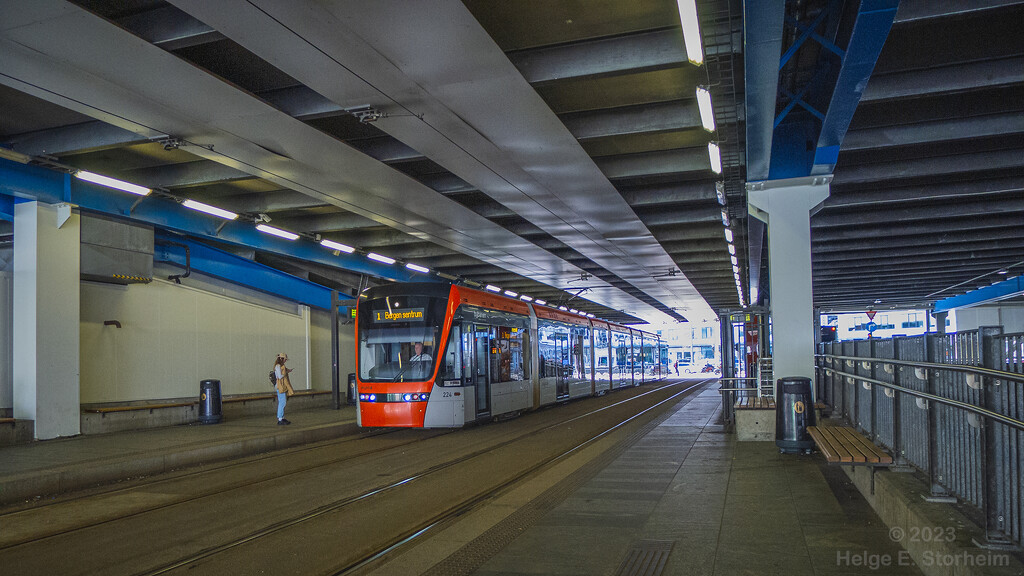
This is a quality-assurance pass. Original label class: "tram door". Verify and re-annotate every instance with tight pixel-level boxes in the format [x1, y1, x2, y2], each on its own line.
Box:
[463, 324, 492, 418]
[554, 332, 569, 399]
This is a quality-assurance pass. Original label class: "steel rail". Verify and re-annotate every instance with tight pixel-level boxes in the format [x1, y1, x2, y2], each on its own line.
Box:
[817, 353, 1024, 383]
[136, 379, 703, 576]
[818, 366, 1024, 432]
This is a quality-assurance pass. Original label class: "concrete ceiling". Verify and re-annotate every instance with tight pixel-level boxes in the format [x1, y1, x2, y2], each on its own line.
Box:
[1, 0, 1020, 322]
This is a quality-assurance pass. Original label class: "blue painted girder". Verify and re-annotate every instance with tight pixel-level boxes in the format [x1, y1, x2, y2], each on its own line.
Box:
[0, 157, 426, 283]
[813, 0, 900, 174]
[154, 232, 337, 310]
[933, 275, 1024, 313]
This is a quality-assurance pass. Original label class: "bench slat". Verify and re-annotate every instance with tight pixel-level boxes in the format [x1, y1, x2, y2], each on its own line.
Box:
[84, 402, 196, 414]
[0, 417, 14, 424]
[806, 426, 842, 463]
[818, 426, 865, 462]
[834, 426, 892, 464]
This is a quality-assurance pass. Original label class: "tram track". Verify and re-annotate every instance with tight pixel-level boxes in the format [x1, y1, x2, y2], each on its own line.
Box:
[142, 380, 710, 576]
[0, 379, 710, 576]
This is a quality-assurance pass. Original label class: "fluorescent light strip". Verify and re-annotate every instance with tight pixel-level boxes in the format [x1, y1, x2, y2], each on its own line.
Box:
[504, 290, 518, 297]
[520, 295, 533, 302]
[405, 262, 430, 274]
[676, 0, 704, 65]
[728, 243, 736, 255]
[320, 239, 355, 253]
[367, 252, 396, 265]
[182, 199, 238, 220]
[696, 86, 715, 132]
[558, 306, 569, 311]
[485, 285, 501, 293]
[708, 142, 722, 174]
[724, 228, 733, 242]
[569, 308, 579, 314]
[256, 224, 299, 240]
[732, 265, 739, 273]
[721, 209, 730, 227]
[731, 255, 738, 265]
[534, 299, 547, 306]
[587, 313, 595, 318]
[75, 170, 150, 196]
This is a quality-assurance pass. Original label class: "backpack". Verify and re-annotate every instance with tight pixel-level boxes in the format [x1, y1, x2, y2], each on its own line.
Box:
[269, 370, 277, 388]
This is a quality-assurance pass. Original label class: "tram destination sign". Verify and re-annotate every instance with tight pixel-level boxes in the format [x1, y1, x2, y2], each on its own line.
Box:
[374, 308, 425, 323]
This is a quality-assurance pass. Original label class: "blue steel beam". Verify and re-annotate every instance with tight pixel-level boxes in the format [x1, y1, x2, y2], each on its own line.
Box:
[154, 232, 336, 310]
[812, 0, 900, 173]
[744, 0, 787, 182]
[0, 158, 425, 283]
[934, 276, 1024, 313]
[0, 193, 12, 222]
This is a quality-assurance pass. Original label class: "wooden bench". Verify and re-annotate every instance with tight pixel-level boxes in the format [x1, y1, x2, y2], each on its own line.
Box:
[735, 396, 776, 410]
[224, 390, 332, 403]
[807, 425, 893, 493]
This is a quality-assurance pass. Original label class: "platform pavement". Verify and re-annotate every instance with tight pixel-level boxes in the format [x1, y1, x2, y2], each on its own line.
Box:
[0, 405, 359, 508]
[432, 388, 925, 576]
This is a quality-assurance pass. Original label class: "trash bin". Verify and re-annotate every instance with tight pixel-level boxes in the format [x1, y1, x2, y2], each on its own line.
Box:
[199, 379, 222, 424]
[775, 376, 815, 453]
[347, 373, 357, 405]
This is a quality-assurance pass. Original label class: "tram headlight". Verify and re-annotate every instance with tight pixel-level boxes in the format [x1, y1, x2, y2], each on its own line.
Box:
[403, 394, 412, 402]
[420, 393, 429, 401]
[369, 394, 376, 402]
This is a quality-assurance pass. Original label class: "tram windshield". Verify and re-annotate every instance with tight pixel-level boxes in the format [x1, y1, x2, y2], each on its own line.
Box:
[358, 294, 447, 382]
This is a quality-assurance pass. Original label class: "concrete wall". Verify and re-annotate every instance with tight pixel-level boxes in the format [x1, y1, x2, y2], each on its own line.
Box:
[80, 276, 311, 403]
[953, 305, 1024, 334]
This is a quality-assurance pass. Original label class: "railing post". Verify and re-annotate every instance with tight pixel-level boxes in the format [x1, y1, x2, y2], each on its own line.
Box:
[978, 326, 1011, 547]
[891, 337, 906, 466]
[924, 334, 953, 501]
[869, 338, 878, 439]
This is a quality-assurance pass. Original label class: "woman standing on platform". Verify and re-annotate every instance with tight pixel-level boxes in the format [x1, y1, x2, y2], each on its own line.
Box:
[273, 353, 295, 425]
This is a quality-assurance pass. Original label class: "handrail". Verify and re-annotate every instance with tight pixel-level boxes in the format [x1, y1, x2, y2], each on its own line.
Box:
[819, 366, 1024, 433]
[816, 353, 1024, 383]
[717, 387, 760, 392]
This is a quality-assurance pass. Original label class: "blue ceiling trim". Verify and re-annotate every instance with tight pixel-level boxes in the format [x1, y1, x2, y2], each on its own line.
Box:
[0, 157, 429, 283]
[743, 0, 787, 182]
[934, 276, 1024, 313]
[154, 232, 336, 310]
[812, 0, 899, 174]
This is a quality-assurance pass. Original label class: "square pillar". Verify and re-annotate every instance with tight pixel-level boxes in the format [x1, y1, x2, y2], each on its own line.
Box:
[748, 176, 830, 386]
[13, 201, 81, 439]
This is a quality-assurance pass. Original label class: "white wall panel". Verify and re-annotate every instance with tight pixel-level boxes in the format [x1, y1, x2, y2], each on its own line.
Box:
[81, 278, 308, 403]
[0, 272, 12, 412]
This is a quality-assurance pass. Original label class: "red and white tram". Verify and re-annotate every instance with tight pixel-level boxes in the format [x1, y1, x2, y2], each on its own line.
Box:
[355, 283, 668, 428]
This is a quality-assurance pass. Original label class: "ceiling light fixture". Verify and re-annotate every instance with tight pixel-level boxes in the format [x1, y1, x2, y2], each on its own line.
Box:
[485, 285, 501, 293]
[696, 86, 715, 132]
[721, 208, 730, 227]
[0, 147, 32, 164]
[675, 0, 704, 65]
[724, 228, 733, 242]
[367, 252, 396, 265]
[708, 142, 722, 174]
[256, 224, 299, 240]
[75, 170, 151, 196]
[520, 295, 534, 302]
[535, 299, 547, 306]
[728, 244, 736, 255]
[504, 290, 519, 297]
[182, 199, 238, 220]
[405, 262, 430, 274]
[715, 181, 727, 206]
[731, 255, 738, 266]
[320, 239, 356, 253]
[558, 306, 569, 311]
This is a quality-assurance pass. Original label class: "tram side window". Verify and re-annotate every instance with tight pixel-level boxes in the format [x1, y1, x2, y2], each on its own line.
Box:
[438, 325, 462, 382]
[488, 326, 525, 383]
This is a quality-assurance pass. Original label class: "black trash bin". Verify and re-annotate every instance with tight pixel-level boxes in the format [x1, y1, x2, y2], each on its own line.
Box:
[347, 373, 357, 405]
[199, 379, 223, 424]
[775, 376, 815, 453]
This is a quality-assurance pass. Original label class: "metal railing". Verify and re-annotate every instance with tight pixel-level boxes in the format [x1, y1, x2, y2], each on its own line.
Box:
[816, 328, 1024, 548]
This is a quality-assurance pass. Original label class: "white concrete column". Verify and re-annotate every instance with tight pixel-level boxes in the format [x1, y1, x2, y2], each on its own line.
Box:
[13, 201, 81, 439]
[747, 176, 830, 386]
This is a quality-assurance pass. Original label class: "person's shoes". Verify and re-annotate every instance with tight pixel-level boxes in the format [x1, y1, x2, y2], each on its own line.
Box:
[278, 419, 291, 425]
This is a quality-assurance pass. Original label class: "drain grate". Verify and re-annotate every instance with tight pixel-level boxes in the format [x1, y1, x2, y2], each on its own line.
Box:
[614, 540, 675, 576]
